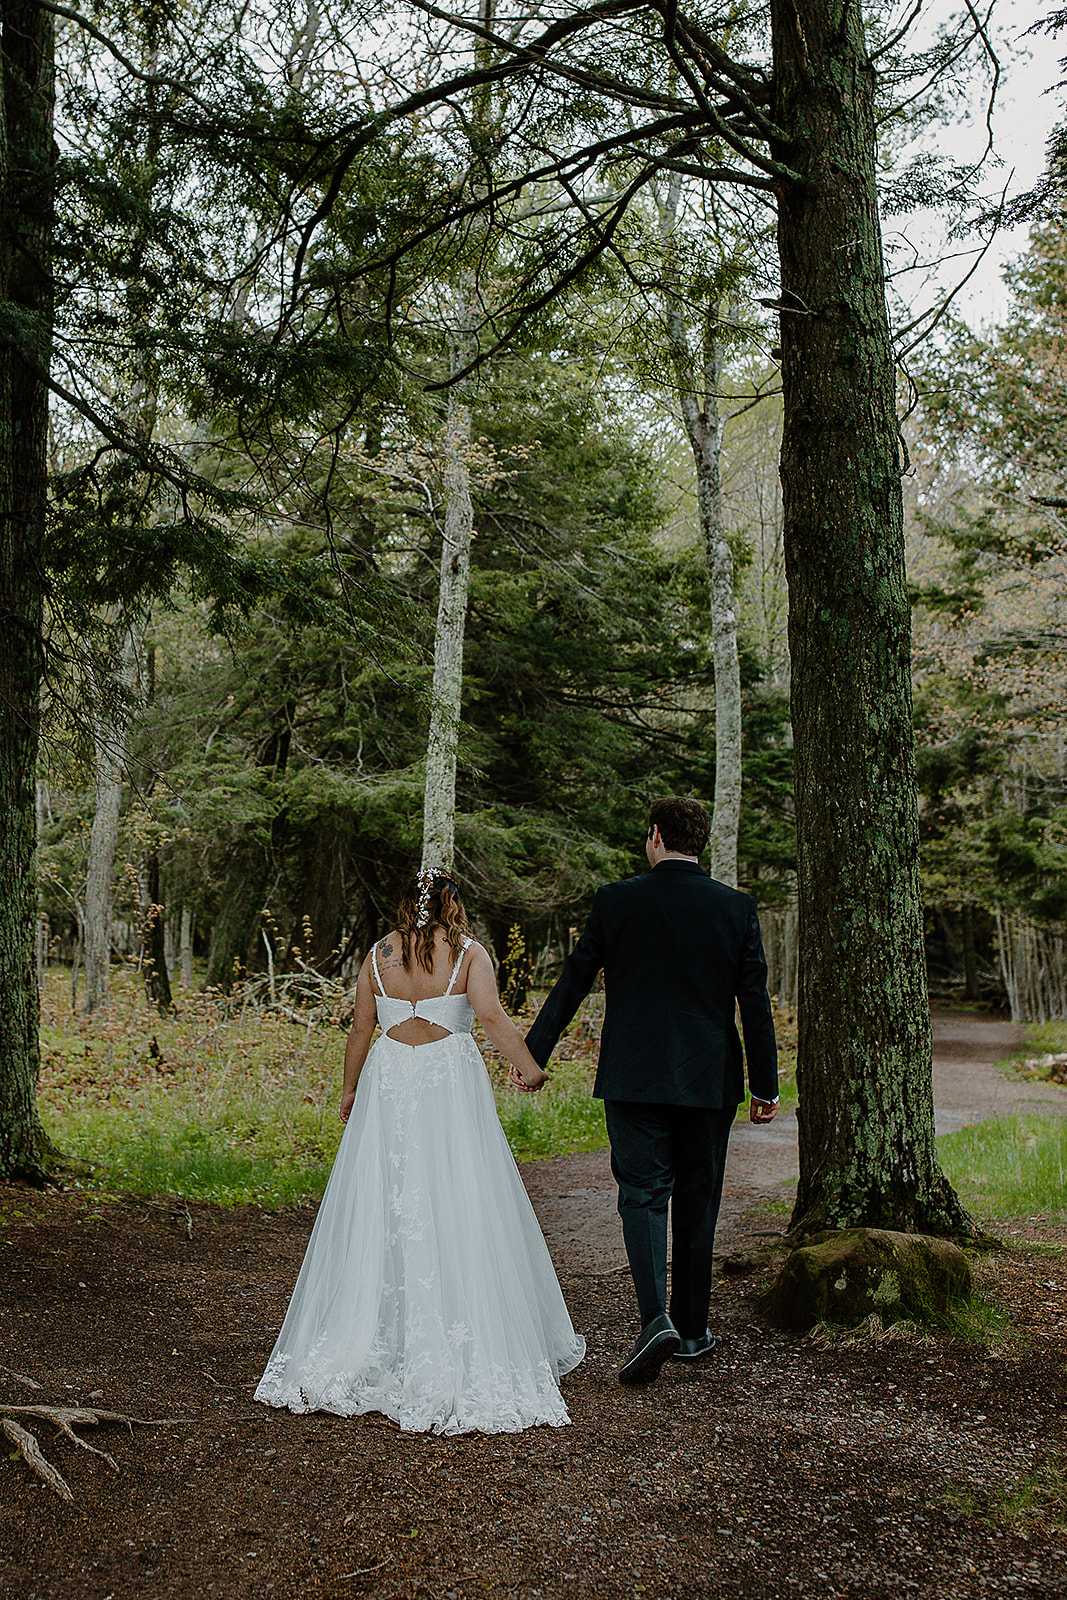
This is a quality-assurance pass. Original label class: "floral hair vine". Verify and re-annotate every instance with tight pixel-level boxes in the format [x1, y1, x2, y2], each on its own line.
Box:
[414, 866, 441, 929]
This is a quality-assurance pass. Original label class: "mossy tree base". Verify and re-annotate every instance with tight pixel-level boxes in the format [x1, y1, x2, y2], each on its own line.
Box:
[789, 1171, 978, 1243]
[761, 1227, 973, 1332]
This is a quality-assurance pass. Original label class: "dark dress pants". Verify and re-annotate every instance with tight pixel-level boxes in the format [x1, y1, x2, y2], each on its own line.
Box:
[604, 1100, 736, 1337]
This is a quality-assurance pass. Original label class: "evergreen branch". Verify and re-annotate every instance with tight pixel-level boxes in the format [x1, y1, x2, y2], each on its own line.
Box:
[289, 0, 683, 290]
[647, 157, 779, 191]
[657, 0, 718, 123]
[424, 163, 660, 391]
[292, 111, 701, 306]
[893, 182, 1006, 357]
[654, 0, 788, 149]
[868, 0, 924, 65]
[652, 4, 773, 104]
[408, 0, 689, 115]
[289, 2, 795, 292]
[37, 1, 219, 118]
[959, 0, 1001, 166]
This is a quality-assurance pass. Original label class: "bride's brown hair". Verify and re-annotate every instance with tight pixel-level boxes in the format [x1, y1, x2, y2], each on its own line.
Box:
[395, 871, 472, 973]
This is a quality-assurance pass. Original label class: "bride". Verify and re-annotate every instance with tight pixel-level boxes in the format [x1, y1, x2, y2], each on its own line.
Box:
[255, 869, 585, 1434]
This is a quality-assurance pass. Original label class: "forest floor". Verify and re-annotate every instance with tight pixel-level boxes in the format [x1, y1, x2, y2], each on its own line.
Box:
[2, 1013, 1066, 1600]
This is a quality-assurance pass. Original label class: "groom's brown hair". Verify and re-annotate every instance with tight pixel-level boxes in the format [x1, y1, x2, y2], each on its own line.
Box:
[649, 796, 710, 857]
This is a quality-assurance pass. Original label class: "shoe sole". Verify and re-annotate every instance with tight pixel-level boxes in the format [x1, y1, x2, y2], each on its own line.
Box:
[671, 1343, 716, 1364]
[618, 1331, 681, 1385]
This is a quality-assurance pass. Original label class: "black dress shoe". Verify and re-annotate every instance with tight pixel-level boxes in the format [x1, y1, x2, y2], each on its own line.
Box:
[618, 1313, 681, 1385]
[672, 1330, 716, 1363]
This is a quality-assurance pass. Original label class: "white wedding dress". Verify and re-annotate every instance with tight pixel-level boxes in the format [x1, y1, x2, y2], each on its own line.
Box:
[255, 939, 585, 1434]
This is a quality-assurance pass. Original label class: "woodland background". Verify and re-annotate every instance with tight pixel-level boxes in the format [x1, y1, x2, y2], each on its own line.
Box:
[0, 0, 1064, 1209]
[33, 144, 1067, 1017]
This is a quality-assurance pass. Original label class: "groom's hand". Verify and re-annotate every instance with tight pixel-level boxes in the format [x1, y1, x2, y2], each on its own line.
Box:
[749, 1096, 778, 1124]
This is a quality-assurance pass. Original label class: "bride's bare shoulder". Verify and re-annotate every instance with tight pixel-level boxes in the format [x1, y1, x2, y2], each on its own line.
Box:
[374, 929, 406, 974]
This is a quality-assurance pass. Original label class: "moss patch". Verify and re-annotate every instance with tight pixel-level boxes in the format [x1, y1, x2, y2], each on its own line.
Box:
[761, 1228, 972, 1331]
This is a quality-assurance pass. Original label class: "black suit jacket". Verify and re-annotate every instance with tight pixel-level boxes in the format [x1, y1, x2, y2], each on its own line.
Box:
[526, 859, 778, 1109]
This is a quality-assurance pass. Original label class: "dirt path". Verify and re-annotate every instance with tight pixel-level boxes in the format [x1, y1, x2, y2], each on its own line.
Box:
[2, 1011, 1066, 1600]
[522, 1009, 1065, 1275]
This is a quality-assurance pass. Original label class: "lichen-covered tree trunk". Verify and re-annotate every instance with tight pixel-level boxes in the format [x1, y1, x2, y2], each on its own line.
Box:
[82, 620, 138, 1013]
[771, 0, 972, 1233]
[0, 1, 56, 1180]
[658, 179, 741, 887]
[421, 349, 473, 872]
[421, 0, 494, 873]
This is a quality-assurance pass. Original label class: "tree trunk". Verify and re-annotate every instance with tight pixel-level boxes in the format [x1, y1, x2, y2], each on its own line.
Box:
[140, 853, 172, 1014]
[0, 0, 56, 1180]
[82, 621, 138, 1014]
[421, 0, 494, 873]
[179, 906, 194, 988]
[36, 779, 52, 987]
[702, 321, 742, 891]
[771, 0, 972, 1234]
[960, 903, 980, 1003]
[204, 859, 272, 990]
[657, 180, 742, 887]
[422, 355, 474, 872]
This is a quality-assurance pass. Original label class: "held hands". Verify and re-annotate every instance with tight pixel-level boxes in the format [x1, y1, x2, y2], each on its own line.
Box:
[749, 1096, 778, 1124]
[508, 1065, 548, 1094]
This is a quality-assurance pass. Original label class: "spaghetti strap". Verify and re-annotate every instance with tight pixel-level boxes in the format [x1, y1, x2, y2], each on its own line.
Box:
[444, 937, 473, 996]
[371, 941, 387, 996]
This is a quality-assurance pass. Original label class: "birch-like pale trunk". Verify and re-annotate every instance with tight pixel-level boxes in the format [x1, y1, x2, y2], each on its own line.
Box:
[82, 620, 138, 1014]
[180, 906, 194, 989]
[35, 779, 52, 986]
[421, 0, 493, 872]
[658, 179, 742, 886]
[421, 343, 474, 872]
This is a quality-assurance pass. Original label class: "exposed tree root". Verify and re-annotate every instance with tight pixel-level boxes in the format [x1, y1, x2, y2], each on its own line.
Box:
[0, 1364, 42, 1390]
[2, 1418, 73, 1502]
[1, 1403, 180, 1501]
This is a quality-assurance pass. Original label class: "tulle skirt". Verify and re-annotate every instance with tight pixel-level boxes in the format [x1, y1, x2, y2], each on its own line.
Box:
[254, 1030, 585, 1434]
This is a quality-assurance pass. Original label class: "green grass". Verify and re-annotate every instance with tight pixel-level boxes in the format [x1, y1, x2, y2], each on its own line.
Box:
[39, 968, 351, 1207]
[54, 1110, 338, 1208]
[496, 1058, 608, 1160]
[944, 1458, 1067, 1529]
[39, 967, 796, 1205]
[39, 967, 617, 1205]
[999, 1021, 1067, 1077]
[937, 1114, 1067, 1220]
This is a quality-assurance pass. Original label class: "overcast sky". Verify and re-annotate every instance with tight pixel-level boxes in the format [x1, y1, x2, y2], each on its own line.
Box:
[895, 0, 1063, 327]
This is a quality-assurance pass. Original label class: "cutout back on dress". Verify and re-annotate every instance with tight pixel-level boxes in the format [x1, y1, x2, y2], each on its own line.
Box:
[371, 937, 474, 1045]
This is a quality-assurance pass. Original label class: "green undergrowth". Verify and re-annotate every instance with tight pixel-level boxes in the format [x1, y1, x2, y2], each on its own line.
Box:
[937, 1114, 1067, 1222]
[38, 968, 798, 1206]
[495, 1057, 608, 1161]
[38, 968, 614, 1205]
[1000, 1020, 1067, 1078]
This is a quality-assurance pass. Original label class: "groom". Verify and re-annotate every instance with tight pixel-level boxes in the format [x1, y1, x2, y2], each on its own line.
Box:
[525, 796, 779, 1384]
